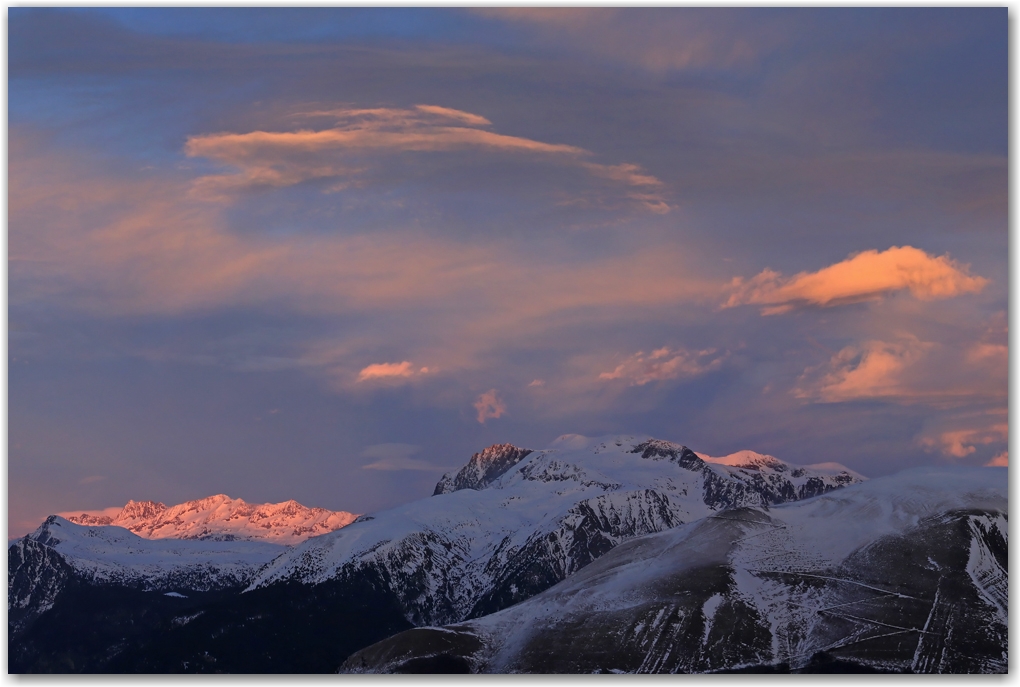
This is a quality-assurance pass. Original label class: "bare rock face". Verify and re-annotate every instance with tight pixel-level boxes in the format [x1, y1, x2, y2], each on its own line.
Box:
[433, 444, 534, 495]
[8, 536, 75, 636]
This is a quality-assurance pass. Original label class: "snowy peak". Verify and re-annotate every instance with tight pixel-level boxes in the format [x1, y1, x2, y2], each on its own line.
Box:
[629, 439, 703, 469]
[699, 449, 784, 470]
[64, 495, 358, 545]
[434, 443, 534, 495]
[250, 433, 868, 627]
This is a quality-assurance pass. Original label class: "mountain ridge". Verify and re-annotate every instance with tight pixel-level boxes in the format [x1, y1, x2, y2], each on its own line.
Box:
[63, 494, 358, 545]
[247, 434, 865, 627]
[342, 466, 1007, 674]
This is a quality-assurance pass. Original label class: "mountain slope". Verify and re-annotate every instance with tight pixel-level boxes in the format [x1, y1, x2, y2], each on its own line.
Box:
[8, 434, 868, 673]
[64, 495, 358, 545]
[249, 434, 864, 626]
[9, 516, 286, 640]
[342, 466, 1007, 674]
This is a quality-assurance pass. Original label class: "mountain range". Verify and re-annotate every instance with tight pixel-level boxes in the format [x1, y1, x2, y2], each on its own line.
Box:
[343, 467, 1006, 674]
[63, 495, 358, 545]
[8, 434, 1006, 673]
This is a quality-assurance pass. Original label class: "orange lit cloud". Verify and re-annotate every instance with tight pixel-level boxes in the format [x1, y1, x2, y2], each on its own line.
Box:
[725, 246, 988, 315]
[599, 346, 726, 386]
[796, 326, 1006, 407]
[474, 389, 506, 424]
[356, 361, 423, 382]
[917, 410, 1007, 459]
[796, 338, 932, 403]
[184, 105, 668, 212]
[10, 137, 711, 332]
[986, 452, 1008, 467]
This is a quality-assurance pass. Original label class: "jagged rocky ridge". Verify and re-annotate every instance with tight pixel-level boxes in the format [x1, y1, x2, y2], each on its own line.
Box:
[65, 494, 358, 544]
[343, 466, 1007, 674]
[434, 444, 533, 495]
[249, 434, 864, 626]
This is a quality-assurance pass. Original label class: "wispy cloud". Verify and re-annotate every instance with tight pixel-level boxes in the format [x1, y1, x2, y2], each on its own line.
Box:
[10, 136, 712, 378]
[795, 328, 1006, 407]
[57, 505, 122, 520]
[360, 443, 451, 472]
[725, 246, 988, 315]
[795, 337, 933, 404]
[473, 8, 779, 73]
[184, 105, 669, 212]
[474, 389, 506, 424]
[599, 346, 727, 386]
[917, 410, 1008, 459]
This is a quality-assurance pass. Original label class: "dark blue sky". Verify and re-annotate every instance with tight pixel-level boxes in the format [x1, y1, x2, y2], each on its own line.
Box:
[9, 8, 1007, 535]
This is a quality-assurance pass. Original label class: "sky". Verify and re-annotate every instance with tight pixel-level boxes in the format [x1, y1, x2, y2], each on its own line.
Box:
[8, 8, 1008, 536]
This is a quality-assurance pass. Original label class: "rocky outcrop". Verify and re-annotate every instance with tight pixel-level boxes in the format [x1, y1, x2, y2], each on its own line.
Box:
[434, 444, 533, 495]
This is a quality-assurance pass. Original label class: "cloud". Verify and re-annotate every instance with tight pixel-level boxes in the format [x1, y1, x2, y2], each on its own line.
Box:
[795, 317, 1006, 407]
[357, 361, 421, 382]
[917, 412, 1007, 459]
[78, 475, 106, 485]
[472, 8, 779, 73]
[474, 389, 506, 424]
[411, 104, 492, 127]
[10, 136, 713, 372]
[796, 337, 933, 403]
[599, 346, 727, 386]
[360, 443, 449, 471]
[986, 452, 1008, 467]
[725, 246, 988, 315]
[184, 105, 668, 212]
[57, 506, 122, 520]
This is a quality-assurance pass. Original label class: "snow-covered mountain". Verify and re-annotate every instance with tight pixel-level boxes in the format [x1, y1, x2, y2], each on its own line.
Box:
[9, 516, 285, 636]
[64, 494, 358, 545]
[249, 434, 864, 626]
[342, 466, 1007, 674]
[7, 434, 871, 673]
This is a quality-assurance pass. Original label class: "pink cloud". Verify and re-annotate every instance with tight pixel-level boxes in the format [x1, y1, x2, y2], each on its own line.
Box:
[599, 346, 726, 386]
[356, 361, 418, 382]
[796, 338, 932, 403]
[474, 389, 506, 424]
[917, 412, 1008, 459]
[725, 246, 988, 315]
[412, 104, 492, 127]
[986, 452, 1008, 467]
[184, 105, 668, 212]
[796, 319, 1006, 407]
